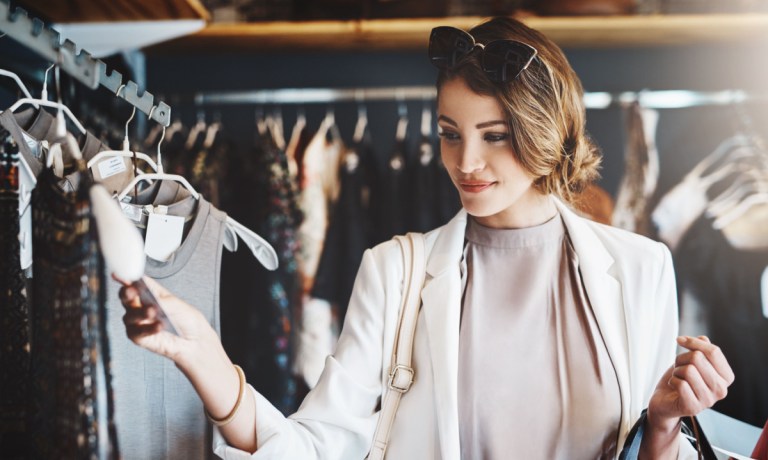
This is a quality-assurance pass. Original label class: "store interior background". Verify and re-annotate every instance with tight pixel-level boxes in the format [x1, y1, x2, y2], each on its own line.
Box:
[2, 0, 767, 432]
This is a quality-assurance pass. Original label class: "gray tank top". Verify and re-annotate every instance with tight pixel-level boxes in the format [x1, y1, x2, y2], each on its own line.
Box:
[106, 182, 226, 460]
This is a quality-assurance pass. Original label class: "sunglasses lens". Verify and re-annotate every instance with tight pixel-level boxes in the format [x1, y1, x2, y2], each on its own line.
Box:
[429, 27, 475, 70]
[482, 41, 537, 83]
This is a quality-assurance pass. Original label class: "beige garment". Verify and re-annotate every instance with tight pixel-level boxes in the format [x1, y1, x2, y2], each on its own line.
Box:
[459, 214, 621, 460]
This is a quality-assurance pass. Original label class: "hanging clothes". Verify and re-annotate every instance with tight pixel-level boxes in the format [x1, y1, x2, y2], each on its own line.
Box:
[190, 123, 230, 208]
[105, 180, 228, 460]
[296, 116, 343, 293]
[221, 129, 301, 414]
[311, 134, 375, 320]
[28, 168, 119, 459]
[293, 117, 344, 389]
[674, 216, 768, 427]
[370, 124, 411, 245]
[409, 135, 442, 233]
[612, 102, 660, 236]
[0, 129, 30, 459]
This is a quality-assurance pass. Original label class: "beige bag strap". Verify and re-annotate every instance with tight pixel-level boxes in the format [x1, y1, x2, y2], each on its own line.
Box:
[366, 232, 426, 460]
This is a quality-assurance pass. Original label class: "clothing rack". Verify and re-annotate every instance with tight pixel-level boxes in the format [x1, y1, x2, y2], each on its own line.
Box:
[195, 86, 768, 110]
[194, 86, 438, 105]
[0, 0, 172, 126]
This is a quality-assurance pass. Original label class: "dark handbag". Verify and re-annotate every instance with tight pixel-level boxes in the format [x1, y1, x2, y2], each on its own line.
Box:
[619, 410, 718, 460]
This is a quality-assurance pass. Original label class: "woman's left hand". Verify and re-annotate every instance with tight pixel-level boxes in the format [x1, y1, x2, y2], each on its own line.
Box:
[644, 335, 735, 452]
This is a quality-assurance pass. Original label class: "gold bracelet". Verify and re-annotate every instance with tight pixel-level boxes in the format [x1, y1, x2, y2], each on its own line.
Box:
[205, 364, 246, 427]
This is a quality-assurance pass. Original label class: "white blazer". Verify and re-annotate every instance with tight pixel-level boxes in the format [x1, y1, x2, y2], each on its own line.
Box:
[215, 199, 697, 459]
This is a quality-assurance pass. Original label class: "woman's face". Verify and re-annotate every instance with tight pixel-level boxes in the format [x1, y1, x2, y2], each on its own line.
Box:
[437, 77, 552, 228]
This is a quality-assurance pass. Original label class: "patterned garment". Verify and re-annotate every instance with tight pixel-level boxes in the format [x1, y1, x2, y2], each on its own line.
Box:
[0, 130, 30, 459]
[28, 169, 119, 459]
[256, 135, 302, 413]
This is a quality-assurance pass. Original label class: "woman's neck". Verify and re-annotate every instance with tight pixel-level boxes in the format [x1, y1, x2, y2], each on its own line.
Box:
[472, 193, 557, 229]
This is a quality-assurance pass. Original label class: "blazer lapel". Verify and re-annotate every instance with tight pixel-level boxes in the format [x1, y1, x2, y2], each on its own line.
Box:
[555, 199, 633, 438]
[420, 210, 467, 460]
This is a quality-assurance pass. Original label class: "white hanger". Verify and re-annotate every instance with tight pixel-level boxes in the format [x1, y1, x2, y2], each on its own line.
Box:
[0, 68, 35, 102]
[115, 110, 277, 269]
[8, 64, 86, 136]
[713, 191, 768, 230]
[353, 91, 368, 145]
[117, 110, 199, 202]
[86, 87, 159, 172]
[706, 165, 768, 219]
[224, 218, 278, 271]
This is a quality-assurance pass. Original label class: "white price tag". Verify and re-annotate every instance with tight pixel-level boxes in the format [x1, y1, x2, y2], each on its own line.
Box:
[120, 203, 143, 222]
[95, 156, 127, 180]
[21, 132, 42, 159]
[144, 213, 184, 262]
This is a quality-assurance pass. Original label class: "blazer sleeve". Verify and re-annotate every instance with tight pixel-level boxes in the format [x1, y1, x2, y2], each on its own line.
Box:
[214, 245, 396, 459]
[652, 243, 699, 460]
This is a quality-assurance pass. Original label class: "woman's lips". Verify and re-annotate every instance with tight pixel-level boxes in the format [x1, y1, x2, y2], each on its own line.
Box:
[459, 181, 495, 193]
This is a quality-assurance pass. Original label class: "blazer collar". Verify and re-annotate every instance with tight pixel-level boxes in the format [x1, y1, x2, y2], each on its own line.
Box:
[420, 198, 632, 457]
[425, 209, 468, 278]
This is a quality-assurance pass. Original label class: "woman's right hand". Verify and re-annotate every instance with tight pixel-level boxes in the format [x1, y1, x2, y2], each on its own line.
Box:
[116, 275, 220, 367]
[117, 275, 258, 452]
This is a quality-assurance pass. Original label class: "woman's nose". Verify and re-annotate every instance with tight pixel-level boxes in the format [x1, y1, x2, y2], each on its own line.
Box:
[456, 144, 485, 173]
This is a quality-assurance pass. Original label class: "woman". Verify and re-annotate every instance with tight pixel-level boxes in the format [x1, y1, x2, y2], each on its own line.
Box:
[118, 17, 733, 459]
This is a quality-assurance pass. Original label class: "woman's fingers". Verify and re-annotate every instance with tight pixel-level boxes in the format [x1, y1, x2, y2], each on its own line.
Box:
[677, 336, 735, 386]
[670, 363, 716, 410]
[661, 335, 735, 417]
[674, 350, 729, 403]
[125, 322, 163, 341]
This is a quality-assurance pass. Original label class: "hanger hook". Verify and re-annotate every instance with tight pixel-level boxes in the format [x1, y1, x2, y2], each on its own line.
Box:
[115, 84, 126, 97]
[123, 106, 137, 145]
[396, 89, 407, 119]
[0, 32, 6, 39]
[151, 106, 166, 173]
[41, 62, 55, 100]
[148, 105, 156, 123]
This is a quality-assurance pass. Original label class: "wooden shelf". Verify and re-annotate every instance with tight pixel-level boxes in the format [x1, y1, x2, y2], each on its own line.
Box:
[147, 14, 768, 53]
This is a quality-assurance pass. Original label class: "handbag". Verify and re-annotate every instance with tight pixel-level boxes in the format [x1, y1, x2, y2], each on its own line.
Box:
[366, 232, 426, 460]
[619, 410, 718, 460]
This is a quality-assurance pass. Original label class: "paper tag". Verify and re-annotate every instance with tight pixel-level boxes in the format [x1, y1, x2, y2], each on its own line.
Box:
[21, 131, 42, 159]
[96, 156, 128, 179]
[144, 213, 184, 262]
[120, 203, 143, 222]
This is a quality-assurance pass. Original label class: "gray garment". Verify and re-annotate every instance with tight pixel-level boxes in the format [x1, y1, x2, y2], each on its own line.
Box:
[2, 106, 132, 193]
[106, 184, 226, 460]
[0, 109, 112, 274]
[459, 214, 621, 460]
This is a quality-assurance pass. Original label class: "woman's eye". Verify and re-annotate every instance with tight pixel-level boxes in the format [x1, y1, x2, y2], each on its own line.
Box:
[438, 131, 460, 142]
[484, 133, 510, 143]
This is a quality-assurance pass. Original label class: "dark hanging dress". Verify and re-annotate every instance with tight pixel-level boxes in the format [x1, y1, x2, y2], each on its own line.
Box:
[221, 134, 301, 415]
[312, 136, 375, 320]
[675, 216, 768, 427]
[0, 129, 30, 459]
[28, 168, 119, 459]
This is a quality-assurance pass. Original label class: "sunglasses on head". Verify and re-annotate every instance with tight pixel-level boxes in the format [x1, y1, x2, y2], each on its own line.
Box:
[429, 26, 538, 83]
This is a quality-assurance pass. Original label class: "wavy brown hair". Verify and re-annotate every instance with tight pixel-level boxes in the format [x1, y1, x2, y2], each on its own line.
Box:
[436, 17, 601, 205]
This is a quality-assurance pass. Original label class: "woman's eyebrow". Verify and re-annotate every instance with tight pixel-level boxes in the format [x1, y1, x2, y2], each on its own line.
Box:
[438, 116, 507, 130]
[437, 115, 458, 127]
[476, 120, 506, 129]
